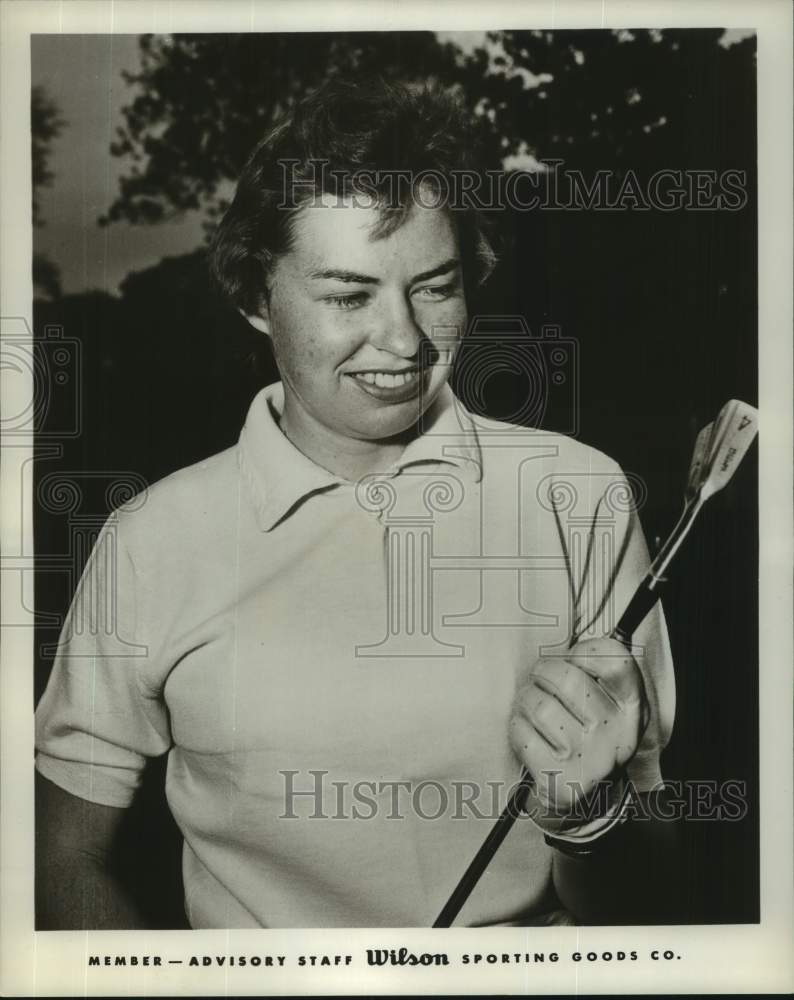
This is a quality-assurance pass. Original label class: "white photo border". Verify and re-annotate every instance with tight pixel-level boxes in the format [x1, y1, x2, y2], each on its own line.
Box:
[1, 0, 791, 995]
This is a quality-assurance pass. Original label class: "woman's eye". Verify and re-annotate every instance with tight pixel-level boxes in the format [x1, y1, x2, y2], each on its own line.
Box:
[414, 282, 458, 301]
[325, 292, 369, 310]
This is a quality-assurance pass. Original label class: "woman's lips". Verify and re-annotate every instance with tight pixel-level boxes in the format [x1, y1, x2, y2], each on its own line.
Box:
[346, 367, 426, 403]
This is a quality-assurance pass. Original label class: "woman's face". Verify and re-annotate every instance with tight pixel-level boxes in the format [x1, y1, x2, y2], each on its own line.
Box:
[247, 192, 468, 446]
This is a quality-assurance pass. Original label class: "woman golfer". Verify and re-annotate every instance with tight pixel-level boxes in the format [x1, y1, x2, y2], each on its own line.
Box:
[35, 79, 676, 928]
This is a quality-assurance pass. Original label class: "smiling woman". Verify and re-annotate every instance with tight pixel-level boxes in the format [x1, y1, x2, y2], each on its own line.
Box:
[34, 76, 679, 930]
[208, 79, 496, 477]
[238, 192, 467, 479]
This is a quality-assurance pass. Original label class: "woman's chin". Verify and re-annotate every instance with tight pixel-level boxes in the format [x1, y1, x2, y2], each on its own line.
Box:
[357, 392, 443, 442]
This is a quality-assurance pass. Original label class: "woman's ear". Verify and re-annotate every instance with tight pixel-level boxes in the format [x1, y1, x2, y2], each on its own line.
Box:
[238, 303, 271, 337]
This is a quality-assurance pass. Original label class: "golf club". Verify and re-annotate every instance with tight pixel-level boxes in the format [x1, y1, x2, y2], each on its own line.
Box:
[433, 399, 758, 928]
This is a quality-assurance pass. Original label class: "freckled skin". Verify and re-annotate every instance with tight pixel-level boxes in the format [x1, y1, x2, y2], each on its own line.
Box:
[243, 192, 468, 480]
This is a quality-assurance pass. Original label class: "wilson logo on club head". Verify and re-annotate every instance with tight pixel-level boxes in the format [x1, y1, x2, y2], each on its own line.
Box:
[720, 446, 738, 472]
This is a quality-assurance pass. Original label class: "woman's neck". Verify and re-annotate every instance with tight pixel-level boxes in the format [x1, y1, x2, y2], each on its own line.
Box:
[278, 399, 415, 482]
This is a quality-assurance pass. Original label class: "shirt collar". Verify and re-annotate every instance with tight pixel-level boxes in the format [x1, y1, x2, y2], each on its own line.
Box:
[238, 381, 482, 532]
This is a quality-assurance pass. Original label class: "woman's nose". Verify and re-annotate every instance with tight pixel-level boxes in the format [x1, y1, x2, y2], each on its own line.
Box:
[369, 292, 423, 358]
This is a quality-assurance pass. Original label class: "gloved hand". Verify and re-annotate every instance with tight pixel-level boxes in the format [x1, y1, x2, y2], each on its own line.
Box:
[509, 636, 647, 835]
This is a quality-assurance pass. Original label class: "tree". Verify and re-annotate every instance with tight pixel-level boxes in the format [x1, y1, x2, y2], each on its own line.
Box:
[101, 29, 755, 228]
[100, 31, 464, 226]
[32, 85, 65, 224]
[455, 29, 756, 174]
[32, 85, 66, 298]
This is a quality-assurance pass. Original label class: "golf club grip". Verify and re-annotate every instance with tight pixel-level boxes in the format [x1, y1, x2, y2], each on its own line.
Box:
[433, 578, 664, 928]
[611, 575, 662, 646]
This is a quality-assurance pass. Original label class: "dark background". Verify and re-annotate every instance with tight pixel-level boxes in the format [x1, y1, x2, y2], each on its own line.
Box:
[33, 29, 758, 926]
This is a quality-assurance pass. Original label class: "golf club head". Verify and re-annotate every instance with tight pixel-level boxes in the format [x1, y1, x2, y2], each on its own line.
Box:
[686, 420, 714, 500]
[699, 399, 758, 501]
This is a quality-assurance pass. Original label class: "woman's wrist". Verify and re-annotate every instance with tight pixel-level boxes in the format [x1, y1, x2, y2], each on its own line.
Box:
[526, 770, 633, 849]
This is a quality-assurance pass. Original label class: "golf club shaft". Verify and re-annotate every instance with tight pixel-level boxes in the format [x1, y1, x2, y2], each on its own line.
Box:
[612, 499, 700, 643]
[432, 775, 534, 928]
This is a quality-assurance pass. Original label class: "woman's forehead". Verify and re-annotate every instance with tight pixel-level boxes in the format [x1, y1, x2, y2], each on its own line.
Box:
[285, 196, 460, 274]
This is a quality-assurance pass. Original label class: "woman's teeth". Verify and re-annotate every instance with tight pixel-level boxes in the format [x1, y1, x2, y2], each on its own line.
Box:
[352, 370, 418, 388]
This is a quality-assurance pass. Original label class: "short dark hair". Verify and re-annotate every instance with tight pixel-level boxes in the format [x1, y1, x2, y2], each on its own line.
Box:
[209, 77, 497, 315]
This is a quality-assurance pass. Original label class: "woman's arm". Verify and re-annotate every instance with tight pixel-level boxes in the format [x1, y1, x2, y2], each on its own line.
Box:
[550, 789, 684, 924]
[35, 772, 149, 930]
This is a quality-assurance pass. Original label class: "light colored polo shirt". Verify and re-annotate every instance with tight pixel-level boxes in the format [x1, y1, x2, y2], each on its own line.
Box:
[35, 381, 675, 928]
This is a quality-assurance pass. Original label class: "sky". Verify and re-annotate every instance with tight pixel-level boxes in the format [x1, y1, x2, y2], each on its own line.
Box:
[33, 29, 755, 298]
[33, 34, 206, 296]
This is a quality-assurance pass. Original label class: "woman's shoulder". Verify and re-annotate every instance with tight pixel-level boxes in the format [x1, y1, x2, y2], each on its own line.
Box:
[464, 407, 624, 478]
[110, 444, 243, 554]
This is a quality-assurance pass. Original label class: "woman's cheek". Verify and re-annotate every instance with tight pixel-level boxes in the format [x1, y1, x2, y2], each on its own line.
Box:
[271, 305, 336, 369]
[424, 304, 467, 361]
[420, 296, 466, 329]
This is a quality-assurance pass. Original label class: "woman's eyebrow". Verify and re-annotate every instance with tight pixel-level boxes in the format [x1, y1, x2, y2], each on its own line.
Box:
[307, 267, 378, 284]
[306, 257, 460, 285]
[411, 257, 460, 283]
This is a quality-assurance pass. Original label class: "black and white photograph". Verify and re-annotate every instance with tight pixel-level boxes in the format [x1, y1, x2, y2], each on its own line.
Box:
[1, 0, 792, 995]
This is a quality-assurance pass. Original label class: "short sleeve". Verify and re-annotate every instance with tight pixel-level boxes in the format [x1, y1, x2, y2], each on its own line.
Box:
[558, 461, 676, 792]
[35, 511, 172, 807]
